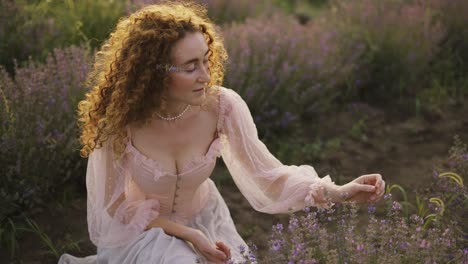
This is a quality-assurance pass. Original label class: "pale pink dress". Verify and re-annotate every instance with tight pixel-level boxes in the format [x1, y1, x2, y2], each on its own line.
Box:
[58, 86, 337, 264]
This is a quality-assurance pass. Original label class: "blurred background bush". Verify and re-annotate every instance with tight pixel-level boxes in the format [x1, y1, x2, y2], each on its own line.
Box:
[0, 0, 127, 74]
[1, 0, 467, 261]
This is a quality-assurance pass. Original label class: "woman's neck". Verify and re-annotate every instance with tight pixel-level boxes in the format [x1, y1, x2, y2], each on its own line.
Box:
[161, 101, 190, 117]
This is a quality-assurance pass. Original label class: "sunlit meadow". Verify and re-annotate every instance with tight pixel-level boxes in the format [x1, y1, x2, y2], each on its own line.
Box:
[1, 0, 467, 262]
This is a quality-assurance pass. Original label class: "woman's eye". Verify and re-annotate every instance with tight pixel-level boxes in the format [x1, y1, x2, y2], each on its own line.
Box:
[185, 63, 197, 72]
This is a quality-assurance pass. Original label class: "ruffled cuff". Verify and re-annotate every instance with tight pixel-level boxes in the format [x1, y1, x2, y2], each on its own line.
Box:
[304, 175, 336, 209]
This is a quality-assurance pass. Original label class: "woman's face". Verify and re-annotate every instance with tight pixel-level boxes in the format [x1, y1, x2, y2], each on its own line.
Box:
[164, 31, 211, 110]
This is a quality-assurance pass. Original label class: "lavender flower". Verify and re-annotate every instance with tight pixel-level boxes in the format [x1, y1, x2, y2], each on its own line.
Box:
[288, 218, 299, 231]
[419, 239, 431, 249]
[271, 239, 283, 252]
[238, 244, 245, 254]
[1, 44, 93, 257]
[222, 12, 344, 140]
[391, 201, 402, 211]
[273, 223, 283, 232]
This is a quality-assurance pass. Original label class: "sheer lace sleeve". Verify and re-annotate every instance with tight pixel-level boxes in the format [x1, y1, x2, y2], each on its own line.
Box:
[219, 87, 339, 214]
[86, 139, 160, 248]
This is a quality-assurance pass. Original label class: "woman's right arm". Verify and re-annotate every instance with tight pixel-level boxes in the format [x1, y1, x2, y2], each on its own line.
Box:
[144, 217, 196, 241]
[145, 218, 230, 263]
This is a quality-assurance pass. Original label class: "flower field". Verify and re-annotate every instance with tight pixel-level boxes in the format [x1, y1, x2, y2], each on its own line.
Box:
[0, 0, 467, 263]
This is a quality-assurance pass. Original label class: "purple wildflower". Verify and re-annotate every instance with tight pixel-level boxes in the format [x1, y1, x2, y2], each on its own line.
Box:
[274, 223, 283, 232]
[399, 241, 411, 249]
[356, 243, 364, 251]
[292, 242, 305, 257]
[271, 239, 283, 252]
[419, 239, 430, 249]
[392, 201, 402, 211]
[238, 244, 245, 254]
[248, 252, 256, 262]
[288, 218, 299, 231]
[462, 154, 468, 161]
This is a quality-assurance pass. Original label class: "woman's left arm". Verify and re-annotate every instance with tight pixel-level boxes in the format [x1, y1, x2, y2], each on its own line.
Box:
[219, 88, 385, 214]
[339, 174, 386, 204]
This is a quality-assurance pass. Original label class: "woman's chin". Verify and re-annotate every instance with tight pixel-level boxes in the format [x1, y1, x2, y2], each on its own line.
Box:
[190, 94, 206, 105]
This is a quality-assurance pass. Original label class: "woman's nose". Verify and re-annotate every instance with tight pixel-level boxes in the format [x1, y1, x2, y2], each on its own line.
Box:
[198, 64, 210, 83]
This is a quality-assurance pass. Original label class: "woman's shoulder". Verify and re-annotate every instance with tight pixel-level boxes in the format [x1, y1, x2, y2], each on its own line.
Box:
[204, 86, 229, 126]
[216, 86, 240, 97]
[205, 85, 230, 111]
[213, 86, 245, 106]
[215, 86, 251, 119]
[204, 86, 248, 122]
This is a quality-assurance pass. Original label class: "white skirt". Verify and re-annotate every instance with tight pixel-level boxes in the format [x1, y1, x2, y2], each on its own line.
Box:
[58, 179, 248, 264]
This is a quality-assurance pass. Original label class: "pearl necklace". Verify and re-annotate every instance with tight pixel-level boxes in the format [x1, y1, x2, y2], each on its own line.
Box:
[155, 104, 191, 121]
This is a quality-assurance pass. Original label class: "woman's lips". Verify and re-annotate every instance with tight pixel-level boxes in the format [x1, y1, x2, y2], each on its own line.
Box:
[193, 88, 204, 92]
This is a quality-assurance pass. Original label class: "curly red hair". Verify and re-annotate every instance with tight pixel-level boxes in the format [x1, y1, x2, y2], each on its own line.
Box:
[77, 1, 228, 159]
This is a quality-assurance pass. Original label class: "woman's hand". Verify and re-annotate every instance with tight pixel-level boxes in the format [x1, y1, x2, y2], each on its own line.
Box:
[338, 174, 385, 204]
[188, 229, 231, 264]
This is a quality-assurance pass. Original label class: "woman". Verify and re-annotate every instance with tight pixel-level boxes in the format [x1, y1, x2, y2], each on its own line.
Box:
[59, 2, 385, 264]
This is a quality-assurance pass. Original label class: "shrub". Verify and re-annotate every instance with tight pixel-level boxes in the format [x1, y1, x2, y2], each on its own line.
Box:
[221, 13, 350, 140]
[0, 46, 92, 256]
[199, 0, 277, 25]
[127, 0, 278, 25]
[0, 0, 126, 73]
[423, 0, 468, 104]
[324, 0, 446, 104]
[429, 0, 468, 72]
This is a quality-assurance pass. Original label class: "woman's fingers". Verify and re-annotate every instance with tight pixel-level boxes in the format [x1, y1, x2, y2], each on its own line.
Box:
[376, 179, 385, 194]
[378, 180, 385, 194]
[191, 231, 229, 263]
[363, 184, 376, 192]
[369, 179, 386, 201]
[207, 248, 227, 263]
[345, 174, 385, 205]
[216, 241, 231, 259]
[357, 174, 382, 185]
[358, 174, 385, 194]
[200, 242, 227, 263]
[215, 249, 227, 260]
